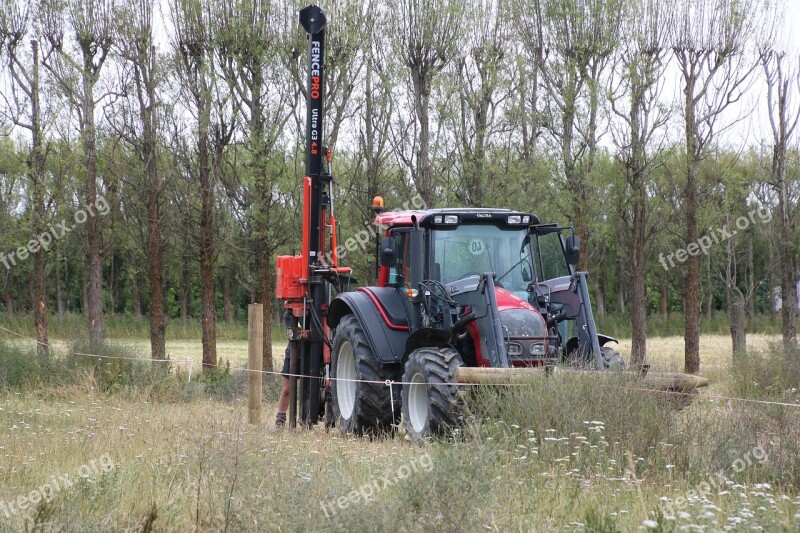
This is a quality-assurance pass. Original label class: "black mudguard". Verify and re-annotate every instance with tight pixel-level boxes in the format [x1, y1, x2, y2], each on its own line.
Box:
[327, 289, 409, 364]
[597, 333, 618, 347]
[404, 328, 453, 359]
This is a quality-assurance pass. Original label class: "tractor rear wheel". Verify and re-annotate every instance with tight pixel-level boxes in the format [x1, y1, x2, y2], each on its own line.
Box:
[401, 346, 464, 442]
[331, 314, 400, 435]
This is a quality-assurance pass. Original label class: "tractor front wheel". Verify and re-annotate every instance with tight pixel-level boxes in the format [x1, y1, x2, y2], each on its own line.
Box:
[401, 346, 464, 443]
[600, 346, 625, 370]
[331, 315, 400, 436]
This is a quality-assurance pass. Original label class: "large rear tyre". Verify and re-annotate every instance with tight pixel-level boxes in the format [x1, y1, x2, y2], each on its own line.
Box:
[401, 346, 464, 443]
[331, 315, 400, 436]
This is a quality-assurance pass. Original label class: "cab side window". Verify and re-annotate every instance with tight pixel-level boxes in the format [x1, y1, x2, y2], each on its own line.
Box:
[388, 230, 411, 286]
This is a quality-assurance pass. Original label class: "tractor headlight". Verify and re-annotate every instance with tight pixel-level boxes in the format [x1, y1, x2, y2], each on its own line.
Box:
[508, 215, 521, 224]
[506, 342, 523, 356]
[529, 342, 546, 356]
[444, 215, 459, 224]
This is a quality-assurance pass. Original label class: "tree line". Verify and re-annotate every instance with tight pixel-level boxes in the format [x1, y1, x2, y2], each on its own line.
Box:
[0, 0, 797, 374]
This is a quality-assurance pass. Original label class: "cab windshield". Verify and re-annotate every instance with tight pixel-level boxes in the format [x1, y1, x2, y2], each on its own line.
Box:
[432, 224, 531, 292]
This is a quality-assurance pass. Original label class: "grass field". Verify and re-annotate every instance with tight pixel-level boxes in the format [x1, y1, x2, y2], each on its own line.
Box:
[1, 331, 799, 531]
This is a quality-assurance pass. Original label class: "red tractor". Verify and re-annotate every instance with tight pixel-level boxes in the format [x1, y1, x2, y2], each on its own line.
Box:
[277, 5, 706, 439]
[326, 208, 626, 440]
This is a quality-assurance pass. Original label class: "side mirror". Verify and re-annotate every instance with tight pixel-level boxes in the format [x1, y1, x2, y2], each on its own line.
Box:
[522, 266, 532, 282]
[380, 237, 397, 268]
[565, 234, 580, 266]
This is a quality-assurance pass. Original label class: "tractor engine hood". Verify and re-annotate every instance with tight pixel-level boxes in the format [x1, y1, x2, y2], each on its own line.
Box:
[495, 286, 538, 313]
[495, 287, 550, 361]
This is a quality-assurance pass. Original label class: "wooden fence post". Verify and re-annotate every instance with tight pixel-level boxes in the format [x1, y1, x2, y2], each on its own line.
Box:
[248, 304, 263, 425]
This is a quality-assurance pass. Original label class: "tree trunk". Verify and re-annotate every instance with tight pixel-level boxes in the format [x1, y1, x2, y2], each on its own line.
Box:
[764, 51, 799, 353]
[661, 270, 669, 319]
[769, 267, 778, 320]
[198, 96, 217, 371]
[143, 98, 165, 359]
[55, 251, 64, 319]
[261, 249, 274, 373]
[132, 274, 142, 319]
[747, 240, 755, 317]
[222, 272, 232, 323]
[148, 180, 165, 360]
[776, 149, 798, 351]
[618, 253, 626, 316]
[30, 41, 48, 362]
[730, 294, 747, 358]
[83, 65, 105, 343]
[180, 252, 190, 323]
[705, 250, 714, 320]
[412, 71, 434, 207]
[683, 74, 701, 374]
[108, 254, 116, 316]
[778, 193, 798, 352]
[630, 191, 647, 367]
[684, 195, 701, 373]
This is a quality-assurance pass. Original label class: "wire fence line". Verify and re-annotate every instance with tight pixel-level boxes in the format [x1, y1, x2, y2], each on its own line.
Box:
[1, 324, 799, 410]
[0, 325, 195, 383]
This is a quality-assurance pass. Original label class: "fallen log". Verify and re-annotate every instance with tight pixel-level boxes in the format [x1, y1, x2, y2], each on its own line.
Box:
[454, 367, 709, 393]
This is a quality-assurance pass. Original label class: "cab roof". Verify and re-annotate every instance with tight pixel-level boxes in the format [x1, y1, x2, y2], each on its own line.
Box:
[374, 208, 541, 228]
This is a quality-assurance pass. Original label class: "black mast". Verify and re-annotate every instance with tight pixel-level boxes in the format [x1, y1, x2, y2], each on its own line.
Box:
[299, 4, 327, 425]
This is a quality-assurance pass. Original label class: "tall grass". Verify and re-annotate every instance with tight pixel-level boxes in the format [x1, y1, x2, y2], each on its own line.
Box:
[0, 339, 259, 403]
[1, 338, 799, 531]
[461, 357, 800, 492]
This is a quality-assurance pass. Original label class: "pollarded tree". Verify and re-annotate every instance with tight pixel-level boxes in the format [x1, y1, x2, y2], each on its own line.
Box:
[0, 0, 50, 360]
[670, 0, 768, 373]
[608, 0, 671, 367]
[518, 0, 624, 274]
[453, 0, 511, 207]
[215, 0, 298, 371]
[39, 0, 117, 343]
[761, 48, 800, 352]
[392, 0, 463, 207]
[340, 8, 400, 284]
[170, 0, 218, 371]
[116, 0, 167, 360]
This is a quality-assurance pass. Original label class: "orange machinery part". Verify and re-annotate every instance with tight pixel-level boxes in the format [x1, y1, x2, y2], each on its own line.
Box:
[275, 255, 306, 301]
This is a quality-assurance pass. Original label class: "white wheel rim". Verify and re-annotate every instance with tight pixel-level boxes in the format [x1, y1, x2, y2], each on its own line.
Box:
[408, 372, 429, 433]
[337, 341, 356, 419]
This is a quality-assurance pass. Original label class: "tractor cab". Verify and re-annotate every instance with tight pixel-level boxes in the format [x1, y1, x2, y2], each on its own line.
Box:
[377, 209, 573, 290]
[372, 208, 588, 365]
